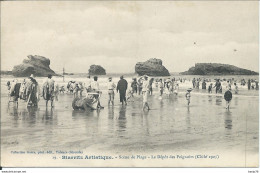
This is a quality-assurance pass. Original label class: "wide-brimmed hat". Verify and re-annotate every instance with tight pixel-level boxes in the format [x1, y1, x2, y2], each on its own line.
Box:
[187, 88, 192, 91]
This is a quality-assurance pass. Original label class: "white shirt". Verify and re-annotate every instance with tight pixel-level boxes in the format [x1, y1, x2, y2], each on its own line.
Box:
[142, 80, 149, 92]
[44, 78, 55, 87]
[85, 78, 91, 88]
[107, 81, 116, 90]
[91, 81, 99, 91]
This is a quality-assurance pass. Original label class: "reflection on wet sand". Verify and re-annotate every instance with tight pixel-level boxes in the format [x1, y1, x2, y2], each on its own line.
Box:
[186, 107, 191, 134]
[1, 87, 258, 156]
[117, 106, 127, 133]
[215, 96, 222, 106]
[224, 110, 233, 130]
[108, 106, 114, 119]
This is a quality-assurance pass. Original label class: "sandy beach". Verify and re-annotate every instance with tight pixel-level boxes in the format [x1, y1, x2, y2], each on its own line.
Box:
[1, 75, 258, 167]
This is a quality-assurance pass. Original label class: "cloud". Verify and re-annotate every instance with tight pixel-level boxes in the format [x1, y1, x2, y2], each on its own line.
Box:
[1, 1, 258, 73]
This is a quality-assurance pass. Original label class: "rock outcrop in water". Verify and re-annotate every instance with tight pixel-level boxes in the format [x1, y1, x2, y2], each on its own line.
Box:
[180, 63, 259, 75]
[12, 55, 57, 77]
[88, 65, 106, 75]
[135, 58, 170, 76]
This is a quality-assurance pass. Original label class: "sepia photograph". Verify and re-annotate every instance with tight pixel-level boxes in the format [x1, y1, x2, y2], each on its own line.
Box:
[0, 1, 259, 168]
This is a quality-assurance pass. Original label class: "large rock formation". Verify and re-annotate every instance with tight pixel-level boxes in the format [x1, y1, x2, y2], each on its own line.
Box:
[181, 63, 259, 75]
[88, 65, 106, 75]
[135, 58, 170, 76]
[12, 55, 57, 77]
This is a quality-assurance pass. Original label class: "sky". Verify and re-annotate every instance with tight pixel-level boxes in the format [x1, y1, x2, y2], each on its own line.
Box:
[1, 1, 259, 74]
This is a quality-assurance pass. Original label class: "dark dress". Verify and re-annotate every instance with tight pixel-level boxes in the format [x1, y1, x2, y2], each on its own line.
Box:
[10, 83, 21, 101]
[131, 81, 138, 93]
[117, 79, 128, 103]
[224, 90, 232, 102]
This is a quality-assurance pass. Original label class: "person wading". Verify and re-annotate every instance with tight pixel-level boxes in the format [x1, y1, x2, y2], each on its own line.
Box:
[42, 74, 55, 107]
[117, 75, 128, 105]
[142, 75, 150, 110]
[107, 77, 116, 105]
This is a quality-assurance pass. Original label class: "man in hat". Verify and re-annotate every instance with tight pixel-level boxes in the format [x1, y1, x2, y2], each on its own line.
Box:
[107, 77, 116, 105]
[117, 75, 128, 105]
[185, 88, 192, 106]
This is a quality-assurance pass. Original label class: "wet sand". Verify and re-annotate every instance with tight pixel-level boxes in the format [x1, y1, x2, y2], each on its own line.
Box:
[1, 77, 259, 167]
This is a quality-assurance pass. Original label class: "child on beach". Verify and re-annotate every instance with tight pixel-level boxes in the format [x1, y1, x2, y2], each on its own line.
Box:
[173, 83, 179, 95]
[208, 83, 213, 93]
[234, 83, 238, 94]
[224, 88, 232, 109]
[185, 88, 192, 106]
[158, 79, 164, 97]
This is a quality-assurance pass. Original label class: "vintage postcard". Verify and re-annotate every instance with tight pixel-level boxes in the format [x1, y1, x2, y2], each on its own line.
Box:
[0, 1, 259, 168]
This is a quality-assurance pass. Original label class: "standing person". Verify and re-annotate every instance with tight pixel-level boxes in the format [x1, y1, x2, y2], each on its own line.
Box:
[117, 75, 128, 105]
[158, 79, 164, 96]
[165, 79, 171, 98]
[27, 74, 40, 107]
[251, 81, 255, 89]
[67, 81, 71, 93]
[85, 75, 92, 93]
[196, 79, 200, 89]
[42, 74, 55, 107]
[149, 78, 154, 95]
[9, 79, 21, 107]
[192, 78, 196, 88]
[78, 82, 84, 97]
[185, 88, 192, 106]
[227, 80, 232, 90]
[107, 77, 116, 105]
[214, 79, 221, 94]
[248, 79, 251, 90]
[91, 76, 100, 92]
[234, 83, 238, 94]
[131, 78, 138, 94]
[256, 80, 259, 90]
[173, 83, 179, 95]
[208, 83, 213, 93]
[224, 88, 232, 109]
[19, 79, 27, 100]
[73, 83, 80, 98]
[137, 78, 143, 95]
[142, 75, 150, 110]
[90, 76, 103, 109]
[202, 80, 206, 89]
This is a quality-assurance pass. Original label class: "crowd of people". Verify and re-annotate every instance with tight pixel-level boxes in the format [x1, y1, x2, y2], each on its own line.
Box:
[6, 74, 259, 110]
[7, 74, 58, 108]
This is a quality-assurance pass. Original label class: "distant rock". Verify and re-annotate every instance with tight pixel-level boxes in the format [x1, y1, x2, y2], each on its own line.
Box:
[135, 58, 170, 76]
[88, 65, 106, 75]
[180, 63, 259, 75]
[12, 55, 57, 77]
[1, 71, 12, 75]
